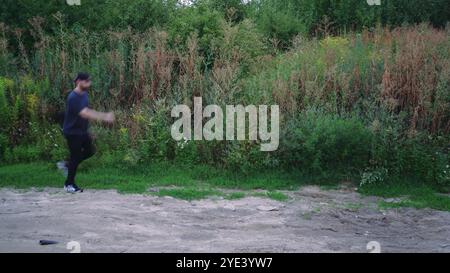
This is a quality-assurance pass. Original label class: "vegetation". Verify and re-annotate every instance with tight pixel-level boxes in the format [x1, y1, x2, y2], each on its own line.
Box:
[1, 162, 449, 210]
[0, 1, 449, 209]
[0, 162, 296, 200]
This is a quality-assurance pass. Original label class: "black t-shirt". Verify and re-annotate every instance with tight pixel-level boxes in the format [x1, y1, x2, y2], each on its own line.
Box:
[63, 90, 89, 136]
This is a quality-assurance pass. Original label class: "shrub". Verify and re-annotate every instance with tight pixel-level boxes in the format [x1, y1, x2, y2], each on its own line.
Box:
[224, 141, 279, 173]
[4, 145, 41, 163]
[360, 167, 389, 187]
[168, 3, 224, 55]
[0, 77, 13, 135]
[0, 133, 8, 161]
[281, 109, 373, 175]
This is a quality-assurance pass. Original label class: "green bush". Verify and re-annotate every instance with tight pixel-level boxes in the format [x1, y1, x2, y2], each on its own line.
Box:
[363, 115, 450, 186]
[0, 133, 8, 161]
[224, 141, 279, 173]
[0, 77, 13, 135]
[281, 109, 373, 175]
[4, 145, 41, 163]
[168, 3, 224, 55]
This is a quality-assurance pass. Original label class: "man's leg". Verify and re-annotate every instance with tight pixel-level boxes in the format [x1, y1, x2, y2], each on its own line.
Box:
[81, 134, 96, 161]
[65, 135, 83, 186]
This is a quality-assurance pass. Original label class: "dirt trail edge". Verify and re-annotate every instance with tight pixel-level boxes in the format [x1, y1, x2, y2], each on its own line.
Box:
[0, 186, 449, 253]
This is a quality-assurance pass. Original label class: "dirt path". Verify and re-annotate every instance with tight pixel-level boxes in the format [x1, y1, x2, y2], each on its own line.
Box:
[0, 186, 449, 253]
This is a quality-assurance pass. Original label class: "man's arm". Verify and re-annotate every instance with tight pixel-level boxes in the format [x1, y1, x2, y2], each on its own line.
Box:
[79, 107, 115, 123]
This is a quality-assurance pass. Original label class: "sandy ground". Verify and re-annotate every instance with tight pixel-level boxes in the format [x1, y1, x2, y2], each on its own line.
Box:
[0, 186, 449, 253]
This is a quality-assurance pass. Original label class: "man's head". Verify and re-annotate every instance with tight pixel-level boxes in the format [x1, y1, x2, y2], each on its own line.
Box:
[74, 72, 91, 91]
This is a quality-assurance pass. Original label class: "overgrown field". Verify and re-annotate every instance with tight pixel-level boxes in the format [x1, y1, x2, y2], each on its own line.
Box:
[0, 6, 449, 205]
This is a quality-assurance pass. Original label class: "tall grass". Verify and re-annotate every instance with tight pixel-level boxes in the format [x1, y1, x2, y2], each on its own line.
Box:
[0, 19, 448, 187]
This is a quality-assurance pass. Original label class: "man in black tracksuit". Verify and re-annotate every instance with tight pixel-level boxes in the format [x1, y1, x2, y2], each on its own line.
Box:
[61, 72, 115, 193]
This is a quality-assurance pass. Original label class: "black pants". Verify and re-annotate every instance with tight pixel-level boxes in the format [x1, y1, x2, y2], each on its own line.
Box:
[65, 134, 96, 185]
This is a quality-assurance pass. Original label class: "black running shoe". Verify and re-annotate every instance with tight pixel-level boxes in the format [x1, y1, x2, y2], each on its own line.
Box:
[72, 183, 84, 192]
[64, 183, 83, 193]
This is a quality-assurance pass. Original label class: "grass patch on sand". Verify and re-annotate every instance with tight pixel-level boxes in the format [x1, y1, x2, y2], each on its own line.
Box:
[359, 181, 450, 212]
[1, 162, 449, 211]
[0, 162, 297, 201]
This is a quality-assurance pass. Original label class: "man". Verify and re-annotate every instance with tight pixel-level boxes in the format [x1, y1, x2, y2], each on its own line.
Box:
[58, 72, 115, 193]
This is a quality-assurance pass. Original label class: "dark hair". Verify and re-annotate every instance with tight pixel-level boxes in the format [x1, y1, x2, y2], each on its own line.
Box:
[74, 72, 90, 84]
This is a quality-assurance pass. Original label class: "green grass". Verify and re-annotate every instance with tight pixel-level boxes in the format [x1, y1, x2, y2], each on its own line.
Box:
[0, 162, 283, 187]
[1, 162, 449, 211]
[0, 161, 300, 198]
[225, 192, 246, 200]
[359, 182, 450, 212]
[266, 191, 289, 201]
[154, 188, 223, 201]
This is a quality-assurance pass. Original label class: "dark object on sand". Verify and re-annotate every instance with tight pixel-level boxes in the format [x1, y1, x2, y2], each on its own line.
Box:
[39, 240, 59, 245]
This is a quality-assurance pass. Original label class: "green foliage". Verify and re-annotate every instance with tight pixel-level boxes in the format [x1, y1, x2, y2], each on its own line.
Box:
[155, 187, 222, 200]
[266, 191, 289, 201]
[368, 117, 450, 186]
[4, 145, 41, 163]
[211, 19, 267, 72]
[0, 77, 13, 135]
[100, 0, 174, 30]
[224, 141, 279, 173]
[360, 167, 388, 187]
[282, 110, 373, 175]
[0, 2, 448, 189]
[0, 0, 176, 32]
[207, 0, 247, 23]
[0, 133, 7, 161]
[168, 3, 224, 55]
[360, 180, 450, 211]
[2, 0, 448, 50]
[248, 0, 450, 44]
[250, 1, 307, 47]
